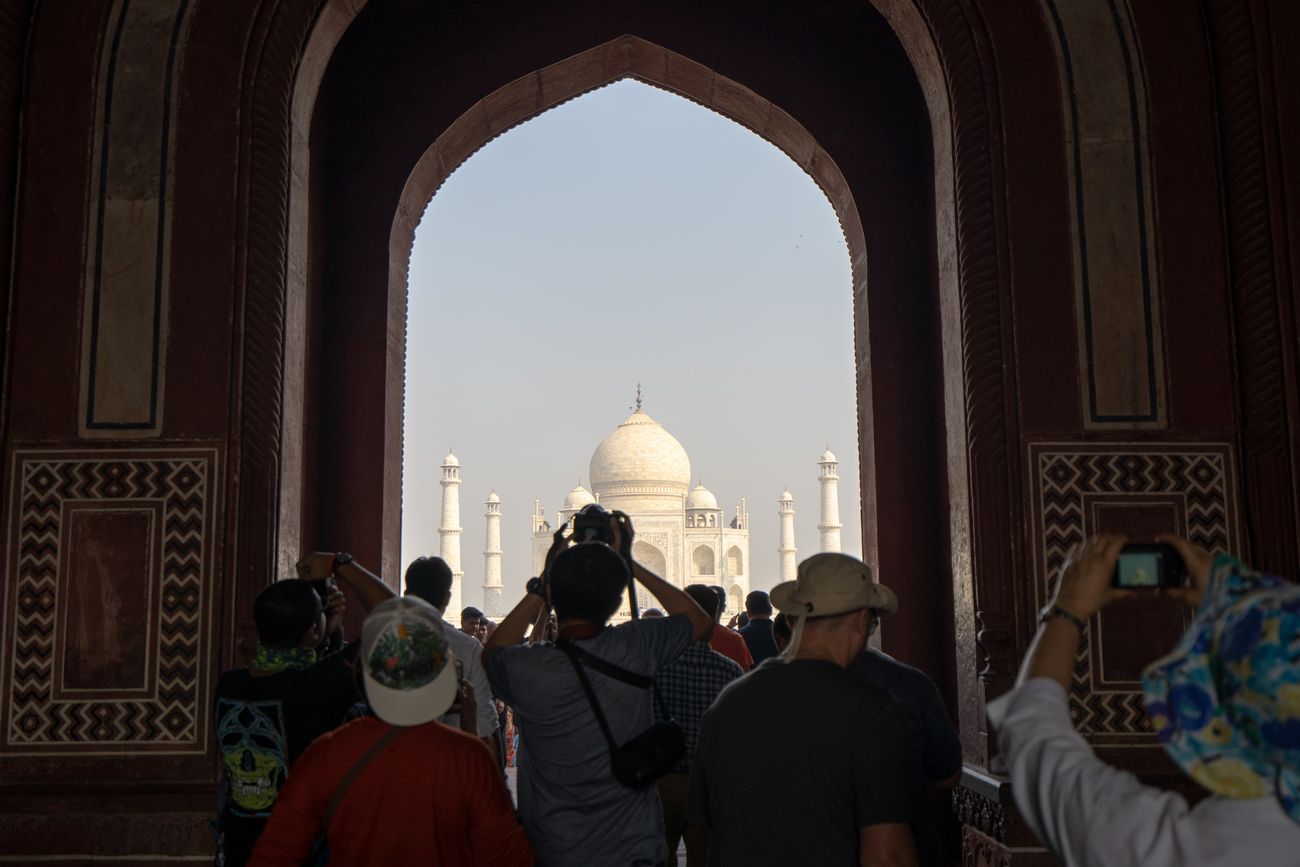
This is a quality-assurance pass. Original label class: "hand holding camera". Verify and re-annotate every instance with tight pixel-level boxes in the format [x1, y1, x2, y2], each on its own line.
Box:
[1053, 535, 1134, 621]
[610, 511, 634, 565]
[322, 583, 346, 633]
[1155, 533, 1213, 608]
[541, 522, 571, 584]
[1052, 533, 1212, 622]
[296, 551, 338, 581]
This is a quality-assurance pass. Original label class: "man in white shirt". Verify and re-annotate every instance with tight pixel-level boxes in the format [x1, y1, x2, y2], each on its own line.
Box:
[988, 534, 1300, 866]
[405, 556, 501, 763]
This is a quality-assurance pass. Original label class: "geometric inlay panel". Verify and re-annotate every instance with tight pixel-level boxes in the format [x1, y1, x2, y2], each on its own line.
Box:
[1, 448, 219, 754]
[1027, 443, 1241, 744]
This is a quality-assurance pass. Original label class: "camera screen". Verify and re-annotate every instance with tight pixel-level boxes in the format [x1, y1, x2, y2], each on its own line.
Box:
[1116, 552, 1161, 587]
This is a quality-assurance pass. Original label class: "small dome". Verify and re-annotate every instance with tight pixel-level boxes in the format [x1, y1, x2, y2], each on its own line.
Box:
[686, 483, 718, 511]
[820, 449, 837, 463]
[486, 491, 500, 504]
[779, 489, 794, 502]
[563, 483, 596, 511]
[443, 452, 460, 467]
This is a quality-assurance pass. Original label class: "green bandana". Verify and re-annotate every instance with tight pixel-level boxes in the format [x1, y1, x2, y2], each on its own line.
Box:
[252, 645, 318, 674]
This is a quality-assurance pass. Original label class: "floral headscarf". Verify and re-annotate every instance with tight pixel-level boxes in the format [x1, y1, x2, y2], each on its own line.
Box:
[1141, 554, 1300, 822]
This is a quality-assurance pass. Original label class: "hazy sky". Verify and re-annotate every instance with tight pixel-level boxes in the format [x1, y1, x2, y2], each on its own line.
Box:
[400, 79, 860, 607]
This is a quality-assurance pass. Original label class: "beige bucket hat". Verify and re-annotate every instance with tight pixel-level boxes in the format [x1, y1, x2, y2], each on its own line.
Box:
[771, 552, 898, 619]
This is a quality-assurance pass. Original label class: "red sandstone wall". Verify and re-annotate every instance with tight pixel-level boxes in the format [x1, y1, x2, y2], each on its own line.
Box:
[0, 1, 1296, 863]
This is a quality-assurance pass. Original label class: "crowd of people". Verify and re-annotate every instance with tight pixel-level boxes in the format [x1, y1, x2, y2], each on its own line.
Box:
[211, 504, 1300, 866]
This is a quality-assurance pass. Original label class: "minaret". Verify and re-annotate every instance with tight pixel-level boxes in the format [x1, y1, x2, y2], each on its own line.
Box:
[818, 449, 842, 553]
[482, 492, 503, 617]
[531, 499, 551, 577]
[439, 451, 463, 615]
[778, 489, 797, 581]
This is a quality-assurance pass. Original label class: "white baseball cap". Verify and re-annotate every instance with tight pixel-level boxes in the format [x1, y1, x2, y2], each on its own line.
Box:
[360, 596, 458, 726]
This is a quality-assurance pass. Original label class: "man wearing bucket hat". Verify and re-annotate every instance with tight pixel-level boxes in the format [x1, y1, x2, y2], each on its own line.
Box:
[688, 552, 919, 866]
[988, 534, 1300, 866]
[249, 596, 532, 865]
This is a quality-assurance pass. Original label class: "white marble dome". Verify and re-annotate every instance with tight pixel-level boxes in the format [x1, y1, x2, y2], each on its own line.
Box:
[562, 482, 596, 511]
[685, 483, 718, 510]
[820, 449, 837, 463]
[589, 409, 692, 502]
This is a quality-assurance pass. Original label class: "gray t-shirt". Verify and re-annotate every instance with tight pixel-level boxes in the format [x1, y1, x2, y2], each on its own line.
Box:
[487, 614, 693, 867]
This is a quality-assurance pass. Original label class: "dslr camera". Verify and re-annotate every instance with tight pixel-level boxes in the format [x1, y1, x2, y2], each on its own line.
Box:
[572, 503, 616, 545]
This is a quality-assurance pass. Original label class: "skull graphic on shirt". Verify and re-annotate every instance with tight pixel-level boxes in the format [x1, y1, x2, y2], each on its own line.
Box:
[216, 698, 288, 815]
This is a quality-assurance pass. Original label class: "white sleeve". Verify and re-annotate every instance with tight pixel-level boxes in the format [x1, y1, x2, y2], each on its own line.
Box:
[987, 678, 1200, 867]
[461, 638, 500, 737]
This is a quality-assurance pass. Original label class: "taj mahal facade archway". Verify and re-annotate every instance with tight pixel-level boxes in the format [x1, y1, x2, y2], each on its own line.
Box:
[1, 1, 1297, 863]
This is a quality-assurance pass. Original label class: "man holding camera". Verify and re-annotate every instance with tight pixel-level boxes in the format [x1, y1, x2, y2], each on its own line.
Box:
[484, 506, 713, 867]
[213, 553, 395, 866]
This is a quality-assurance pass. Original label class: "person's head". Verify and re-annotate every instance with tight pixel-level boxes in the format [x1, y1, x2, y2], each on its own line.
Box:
[404, 556, 454, 611]
[483, 619, 497, 640]
[253, 579, 325, 650]
[710, 586, 726, 622]
[773, 612, 793, 652]
[1141, 555, 1300, 820]
[361, 596, 458, 725]
[745, 590, 774, 619]
[642, 607, 666, 619]
[549, 543, 630, 624]
[772, 553, 897, 664]
[460, 606, 484, 635]
[686, 584, 721, 623]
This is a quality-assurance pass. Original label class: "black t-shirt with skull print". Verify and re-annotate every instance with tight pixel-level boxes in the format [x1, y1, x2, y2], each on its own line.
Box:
[213, 642, 360, 866]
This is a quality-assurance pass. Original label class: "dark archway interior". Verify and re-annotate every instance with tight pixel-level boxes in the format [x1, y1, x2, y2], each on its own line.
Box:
[304, 0, 953, 706]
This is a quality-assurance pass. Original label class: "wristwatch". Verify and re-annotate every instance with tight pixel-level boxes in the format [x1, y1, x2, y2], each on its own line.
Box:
[331, 552, 354, 574]
[1038, 602, 1086, 631]
[526, 576, 546, 598]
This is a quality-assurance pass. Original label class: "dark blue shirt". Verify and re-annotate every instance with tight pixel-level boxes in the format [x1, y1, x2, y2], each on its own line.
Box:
[852, 648, 962, 866]
[738, 618, 779, 666]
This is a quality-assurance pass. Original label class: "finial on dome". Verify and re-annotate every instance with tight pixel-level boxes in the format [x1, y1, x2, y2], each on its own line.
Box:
[635, 382, 643, 412]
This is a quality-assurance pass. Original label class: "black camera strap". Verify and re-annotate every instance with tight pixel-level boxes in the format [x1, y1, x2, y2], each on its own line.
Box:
[558, 644, 620, 755]
[557, 641, 672, 739]
[558, 641, 653, 687]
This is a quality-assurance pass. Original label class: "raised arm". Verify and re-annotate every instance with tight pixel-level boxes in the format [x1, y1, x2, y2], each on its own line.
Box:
[297, 551, 395, 614]
[612, 512, 711, 641]
[483, 524, 567, 666]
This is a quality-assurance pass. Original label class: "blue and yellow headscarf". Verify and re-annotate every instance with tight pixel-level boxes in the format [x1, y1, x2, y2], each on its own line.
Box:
[1142, 554, 1300, 822]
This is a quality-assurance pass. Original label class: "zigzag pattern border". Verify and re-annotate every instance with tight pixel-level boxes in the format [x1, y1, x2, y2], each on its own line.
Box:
[1030, 444, 1238, 740]
[3, 450, 215, 752]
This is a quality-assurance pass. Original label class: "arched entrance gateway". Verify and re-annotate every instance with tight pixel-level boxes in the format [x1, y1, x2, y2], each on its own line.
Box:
[262, 5, 1004, 860]
[286, 4, 970, 738]
[3, 0, 1297, 863]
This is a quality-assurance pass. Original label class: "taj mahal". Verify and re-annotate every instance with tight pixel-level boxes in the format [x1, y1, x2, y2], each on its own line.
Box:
[436, 398, 845, 618]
